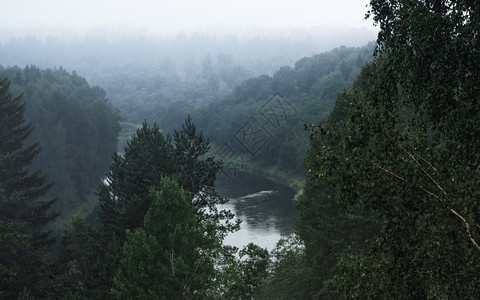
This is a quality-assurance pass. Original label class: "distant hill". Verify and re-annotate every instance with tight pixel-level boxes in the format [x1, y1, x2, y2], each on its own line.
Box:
[0, 65, 120, 224]
[192, 43, 375, 187]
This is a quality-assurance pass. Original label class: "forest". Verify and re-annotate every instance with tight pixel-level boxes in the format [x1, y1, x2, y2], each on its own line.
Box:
[1, 0, 480, 298]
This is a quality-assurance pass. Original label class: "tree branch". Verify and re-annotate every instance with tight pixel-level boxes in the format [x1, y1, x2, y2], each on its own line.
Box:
[353, 114, 480, 251]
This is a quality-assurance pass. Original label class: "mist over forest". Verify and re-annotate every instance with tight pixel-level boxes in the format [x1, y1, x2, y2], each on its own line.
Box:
[0, 26, 376, 150]
[2, 1, 480, 298]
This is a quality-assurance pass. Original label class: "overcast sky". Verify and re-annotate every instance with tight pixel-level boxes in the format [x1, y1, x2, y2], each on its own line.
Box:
[1, 0, 375, 36]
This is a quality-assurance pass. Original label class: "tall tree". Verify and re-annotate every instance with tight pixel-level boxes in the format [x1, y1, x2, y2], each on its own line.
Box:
[295, 94, 378, 298]
[303, 1, 480, 297]
[98, 121, 176, 238]
[114, 178, 220, 298]
[173, 116, 237, 236]
[86, 117, 237, 297]
[0, 78, 57, 296]
[87, 121, 177, 297]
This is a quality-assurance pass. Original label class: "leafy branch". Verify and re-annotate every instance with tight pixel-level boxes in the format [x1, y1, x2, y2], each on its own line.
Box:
[356, 110, 480, 251]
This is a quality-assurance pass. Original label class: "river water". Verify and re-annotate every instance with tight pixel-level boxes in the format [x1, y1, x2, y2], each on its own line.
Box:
[215, 171, 298, 251]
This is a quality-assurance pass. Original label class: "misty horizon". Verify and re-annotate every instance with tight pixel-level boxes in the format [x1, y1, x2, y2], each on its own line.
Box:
[0, 24, 378, 44]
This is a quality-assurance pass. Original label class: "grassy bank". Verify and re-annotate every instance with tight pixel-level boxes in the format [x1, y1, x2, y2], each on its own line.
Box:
[212, 148, 306, 199]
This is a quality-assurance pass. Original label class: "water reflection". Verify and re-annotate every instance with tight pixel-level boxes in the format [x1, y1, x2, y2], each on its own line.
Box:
[216, 171, 298, 251]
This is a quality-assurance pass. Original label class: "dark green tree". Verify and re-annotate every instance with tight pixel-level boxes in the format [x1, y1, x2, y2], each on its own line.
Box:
[0, 219, 32, 297]
[174, 116, 237, 236]
[294, 93, 378, 298]
[304, 1, 480, 297]
[256, 238, 314, 300]
[98, 121, 176, 237]
[0, 78, 57, 297]
[217, 243, 270, 300]
[86, 121, 177, 297]
[0, 65, 121, 225]
[114, 178, 220, 299]
[86, 117, 237, 297]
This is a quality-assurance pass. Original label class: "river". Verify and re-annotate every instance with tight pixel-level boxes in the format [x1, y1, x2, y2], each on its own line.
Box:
[215, 171, 298, 251]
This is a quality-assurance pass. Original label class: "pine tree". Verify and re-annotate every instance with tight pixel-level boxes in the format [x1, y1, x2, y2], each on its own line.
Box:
[98, 121, 177, 237]
[0, 78, 57, 296]
[89, 121, 177, 297]
[173, 116, 237, 235]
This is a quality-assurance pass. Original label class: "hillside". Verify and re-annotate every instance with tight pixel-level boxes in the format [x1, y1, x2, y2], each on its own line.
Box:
[191, 43, 375, 188]
[0, 65, 120, 224]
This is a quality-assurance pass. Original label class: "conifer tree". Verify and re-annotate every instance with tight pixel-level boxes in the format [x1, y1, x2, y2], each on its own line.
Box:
[0, 78, 57, 296]
[89, 118, 238, 297]
[173, 116, 237, 235]
[97, 121, 176, 238]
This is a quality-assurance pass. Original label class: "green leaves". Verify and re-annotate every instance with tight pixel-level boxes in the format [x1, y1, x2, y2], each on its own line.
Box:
[91, 118, 236, 297]
[114, 178, 218, 299]
[218, 243, 270, 300]
[296, 1, 480, 297]
[0, 65, 121, 224]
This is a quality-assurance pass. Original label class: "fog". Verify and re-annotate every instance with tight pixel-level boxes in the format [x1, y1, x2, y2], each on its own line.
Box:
[0, 0, 379, 155]
[1, 1, 382, 296]
[1, 0, 376, 40]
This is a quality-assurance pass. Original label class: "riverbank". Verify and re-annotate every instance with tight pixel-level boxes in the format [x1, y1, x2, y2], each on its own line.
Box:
[215, 152, 305, 200]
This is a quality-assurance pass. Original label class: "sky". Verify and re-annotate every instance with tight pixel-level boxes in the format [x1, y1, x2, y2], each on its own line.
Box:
[1, 0, 376, 36]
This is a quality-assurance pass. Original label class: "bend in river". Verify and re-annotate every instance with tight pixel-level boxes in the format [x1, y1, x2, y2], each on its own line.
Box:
[215, 171, 298, 251]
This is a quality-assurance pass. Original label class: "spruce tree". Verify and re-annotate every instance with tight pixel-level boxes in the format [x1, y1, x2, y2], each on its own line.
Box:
[0, 78, 57, 296]
[97, 121, 177, 237]
[84, 122, 177, 297]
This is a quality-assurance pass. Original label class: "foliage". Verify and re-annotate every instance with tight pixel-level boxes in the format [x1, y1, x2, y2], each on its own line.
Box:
[0, 78, 57, 297]
[173, 116, 237, 235]
[292, 87, 381, 298]
[0, 220, 32, 296]
[217, 243, 270, 300]
[256, 237, 316, 299]
[98, 121, 176, 238]
[0, 30, 376, 132]
[0, 30, 399, 299]
[194, 44, 375, 181]
[0, 65, 121, 224]
[114, 178, 220, 299]
[82, 118, 238, 297]
[301, 0, 480, 297]
[98, 117, 236, 238]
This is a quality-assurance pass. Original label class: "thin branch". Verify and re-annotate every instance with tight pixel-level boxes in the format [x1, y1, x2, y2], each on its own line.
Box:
[170, 226, 178, 275]
[415, 153, 437, 172]
[361, 110, 445, 195]
[375, 125, 480, 247]
[378, 126, 446, 196]
[355, 143, 480, 251]
[354, 153, 406, 183]
[447, 205, 480, 250]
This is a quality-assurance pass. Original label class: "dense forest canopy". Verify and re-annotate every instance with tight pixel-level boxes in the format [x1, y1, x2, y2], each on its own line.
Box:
[295, 0, 480, 298]
[0, 40, 378, 297]
[0, 33, 376, 190]
[2, 0, 480, 298]
[0, 78, 57, 296]
[0, 30, 376, 150]
[0, 65, 120, 222]
[192, 44, 375, 187]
